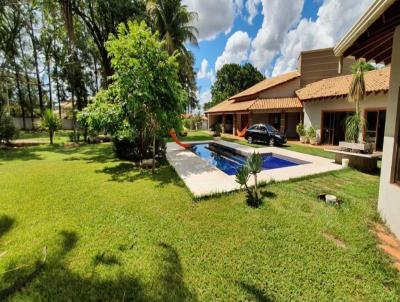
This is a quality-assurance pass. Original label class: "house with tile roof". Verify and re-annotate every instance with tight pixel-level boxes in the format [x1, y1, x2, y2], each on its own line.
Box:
[206, 48, 358, 139]
[297, 67, 390, 150]
[206, 47, 391, 150]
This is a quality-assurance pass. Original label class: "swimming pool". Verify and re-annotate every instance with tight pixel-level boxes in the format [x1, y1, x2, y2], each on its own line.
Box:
[191, 143, 302, 175]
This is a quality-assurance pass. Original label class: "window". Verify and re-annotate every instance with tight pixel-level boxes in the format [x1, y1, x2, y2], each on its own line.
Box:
[395, 89, 400, 185]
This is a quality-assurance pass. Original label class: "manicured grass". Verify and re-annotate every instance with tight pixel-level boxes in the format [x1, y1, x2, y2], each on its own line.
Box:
[16, 130, 73, 144]
[0, 143, 399, 301]
[167, 130, 213, 142]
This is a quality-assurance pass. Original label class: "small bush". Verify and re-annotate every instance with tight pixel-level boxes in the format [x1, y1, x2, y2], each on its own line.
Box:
[296, 123, 306, 137]
[307, 126, 316, 139]
[214, 123, 223, 137]
[0, 113, 18, 144]
[113, 137, 166, 162]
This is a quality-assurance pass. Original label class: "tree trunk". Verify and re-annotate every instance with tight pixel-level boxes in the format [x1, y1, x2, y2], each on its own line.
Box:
[14, 60, 26, 130]
[50, 130, 53, 144]
[47, 57, 53, 110]
[152, 132, 156, 174]
[93, 53, 99, 93]
[29, 17, 44, 115]
[19, 35, 35, 130]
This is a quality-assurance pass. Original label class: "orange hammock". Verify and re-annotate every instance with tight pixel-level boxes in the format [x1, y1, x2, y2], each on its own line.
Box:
[169, 130, 190, 149]
[236, 126, 248, 137]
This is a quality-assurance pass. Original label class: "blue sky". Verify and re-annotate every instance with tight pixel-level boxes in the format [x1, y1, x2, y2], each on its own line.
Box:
[182, 0, 373, 109]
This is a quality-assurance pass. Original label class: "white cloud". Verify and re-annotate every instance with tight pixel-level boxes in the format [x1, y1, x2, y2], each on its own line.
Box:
[197, 59, 215, 82]
[246, 0, 261, 25]
[249, 0, 304, 71]
[197, 89, 212, 107]
[183, 0, 236, 41]
[215, 31, 251, 71]
[271, 0, 373, 76]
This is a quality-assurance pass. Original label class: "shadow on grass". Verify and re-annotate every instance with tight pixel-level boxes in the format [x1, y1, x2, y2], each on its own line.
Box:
[260, 190, 277, 199]
[1, 232, 196, 301]
[97, 163, 181, 187]
[0, 215, 15, 239]
[0, 147, 43, 162]
[238, 281, 275, 302]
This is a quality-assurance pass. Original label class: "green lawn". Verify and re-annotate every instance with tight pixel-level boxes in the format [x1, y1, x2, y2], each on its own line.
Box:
[0, 143, 399, 301]
[16, 130, 73, 144]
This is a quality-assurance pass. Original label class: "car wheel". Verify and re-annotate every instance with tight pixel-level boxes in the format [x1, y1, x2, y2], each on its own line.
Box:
[248, 136, 253, 144]
[269, 138, 275, 146]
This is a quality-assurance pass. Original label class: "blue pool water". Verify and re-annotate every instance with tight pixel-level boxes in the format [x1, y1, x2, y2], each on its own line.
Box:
[191, 143, 300, 175]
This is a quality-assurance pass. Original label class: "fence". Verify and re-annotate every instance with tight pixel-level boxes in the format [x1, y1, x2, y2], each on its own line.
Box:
[12, 117, 74, 130]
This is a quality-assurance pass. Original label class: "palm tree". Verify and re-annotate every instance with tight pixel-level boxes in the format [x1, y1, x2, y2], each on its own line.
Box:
[346, 60, 374, 143]
[146, 0, 198, 112]
[146, 0, 198, 57]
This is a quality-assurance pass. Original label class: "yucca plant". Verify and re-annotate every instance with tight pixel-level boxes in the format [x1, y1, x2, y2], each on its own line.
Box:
[346, 60, 374, 143]
[41, 109, 61, 144]
[235, 152, 263, 207]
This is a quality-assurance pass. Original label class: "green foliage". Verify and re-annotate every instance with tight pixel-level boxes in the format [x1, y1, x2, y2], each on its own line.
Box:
[345, 113, 365, 143]
[307, 126, 316, 139]
[348, 60, 374, 113]
[235, 152, 263, 207]
[213, 123, 223, 137]
[296, 123, 306, 137]
[80, 21, 185, 160]
[0, 111, 18, 143]
[206, 63, 264, 109]
[41, 109, 60, 144]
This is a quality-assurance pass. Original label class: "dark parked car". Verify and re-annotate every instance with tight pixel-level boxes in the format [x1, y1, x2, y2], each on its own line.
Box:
[244, 124, 287, 146]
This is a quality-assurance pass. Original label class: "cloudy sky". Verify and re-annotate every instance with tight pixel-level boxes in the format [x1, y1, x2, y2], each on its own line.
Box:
[183, 0, 373, 109]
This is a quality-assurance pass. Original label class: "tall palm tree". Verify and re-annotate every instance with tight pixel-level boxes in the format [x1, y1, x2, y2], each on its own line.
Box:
[345, 60, 374, 143]
[146, 0, 198, 56]
[348, 60, 374, 115]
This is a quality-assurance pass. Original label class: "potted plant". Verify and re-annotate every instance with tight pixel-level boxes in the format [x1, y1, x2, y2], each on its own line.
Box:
[308, 126, 317, 145]
[213, 123, 223, 141]
[296, 123, 308, 144]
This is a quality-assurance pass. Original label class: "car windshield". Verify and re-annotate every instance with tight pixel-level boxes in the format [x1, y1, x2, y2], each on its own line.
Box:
[266, 125, 279, 133]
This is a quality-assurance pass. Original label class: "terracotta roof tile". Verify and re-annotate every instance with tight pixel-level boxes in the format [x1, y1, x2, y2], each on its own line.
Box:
[296, 67, 390, 101]
[249, 97, 303, 110]
[206, 97, 302, 114]
[229, 71, 300, 100]
[206, 99, 256, 113]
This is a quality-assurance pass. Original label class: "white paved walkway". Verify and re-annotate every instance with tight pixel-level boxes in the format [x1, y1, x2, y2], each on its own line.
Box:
[166, 140, 342, 197]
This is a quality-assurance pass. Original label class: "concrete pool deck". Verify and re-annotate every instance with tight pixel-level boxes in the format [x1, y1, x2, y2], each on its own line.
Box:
[166, 140, 343, 197]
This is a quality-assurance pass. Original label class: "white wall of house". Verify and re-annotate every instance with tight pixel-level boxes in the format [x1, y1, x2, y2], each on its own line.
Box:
[378, 26, 400, 239]
[303, 92, 388, 129]
[12, 117, 74, 130]
[259, 78, 300, 98]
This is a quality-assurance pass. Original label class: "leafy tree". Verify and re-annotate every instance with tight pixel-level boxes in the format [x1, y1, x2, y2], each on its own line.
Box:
[206, 63, 265, 110]
[41, 109, 61, 144]
[345, 60, 375, 143]
[67, 0, 146, 86]
[80, 21, 186, 162]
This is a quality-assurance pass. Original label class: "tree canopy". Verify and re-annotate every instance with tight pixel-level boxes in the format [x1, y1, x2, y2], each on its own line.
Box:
[80, 21, 186, 155]
[205, 63, 265, 110]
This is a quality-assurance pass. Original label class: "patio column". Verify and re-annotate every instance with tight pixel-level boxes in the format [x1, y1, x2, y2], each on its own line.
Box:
[232, 114, 236, 135]
[280, 112, 286, 133]
[249, 112, 253, 126]
[222, 114, 226, 133]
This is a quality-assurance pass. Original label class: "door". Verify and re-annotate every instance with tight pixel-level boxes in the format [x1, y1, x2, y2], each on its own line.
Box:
[241, 114, 249, 130]
[322, 111, 353, 145]
[365, 110, 386, 151]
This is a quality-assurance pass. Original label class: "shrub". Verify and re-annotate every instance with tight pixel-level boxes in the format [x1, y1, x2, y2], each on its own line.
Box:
[235, 152, 263, 207]
[214, 123, 223, 137]
[41, 109, 61, 144]
[296, 123, 306, 137]
[113, 137, 166, 162]
[0, 113, 18, 144]
[345, 113, 364, 143]
[307, 126, 316, 139]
